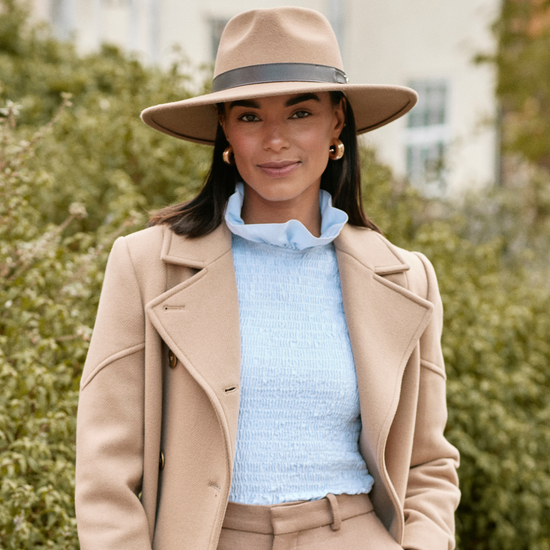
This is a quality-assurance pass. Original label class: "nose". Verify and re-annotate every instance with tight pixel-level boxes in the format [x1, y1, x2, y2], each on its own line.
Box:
[262, 120, 290, 152]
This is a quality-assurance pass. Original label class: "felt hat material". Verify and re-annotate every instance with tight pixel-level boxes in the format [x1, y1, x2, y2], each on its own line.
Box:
[141, 7, 418, 144]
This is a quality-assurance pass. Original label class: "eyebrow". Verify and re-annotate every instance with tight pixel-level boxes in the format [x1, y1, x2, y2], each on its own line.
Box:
[228, 93, 321, 111]
[228, 99, 261, 110]
[285, 93, 321, 107]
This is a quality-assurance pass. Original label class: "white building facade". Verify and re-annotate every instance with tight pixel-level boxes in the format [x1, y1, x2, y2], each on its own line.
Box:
[33, 0, 501, 196]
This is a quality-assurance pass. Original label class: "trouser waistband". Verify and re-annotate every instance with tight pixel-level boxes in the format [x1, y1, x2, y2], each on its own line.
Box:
[222, 493, 374, 536]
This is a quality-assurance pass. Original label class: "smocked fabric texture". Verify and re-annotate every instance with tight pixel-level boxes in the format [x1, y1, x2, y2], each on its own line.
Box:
[225, 186, 373, 504]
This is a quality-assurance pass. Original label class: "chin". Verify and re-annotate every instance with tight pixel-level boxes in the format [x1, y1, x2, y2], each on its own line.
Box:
[258, 188, 308, 203]
[245, 180, 316, 203]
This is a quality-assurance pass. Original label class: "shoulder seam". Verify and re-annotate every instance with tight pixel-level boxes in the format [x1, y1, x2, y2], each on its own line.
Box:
[120, 236, 145, 311]
[411, 251, 431, 301]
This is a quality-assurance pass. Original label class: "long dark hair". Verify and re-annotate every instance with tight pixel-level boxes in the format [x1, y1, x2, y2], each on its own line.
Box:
[148, 92, 381, 236]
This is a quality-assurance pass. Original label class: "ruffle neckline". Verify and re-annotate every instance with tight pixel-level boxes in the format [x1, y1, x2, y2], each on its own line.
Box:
[224, 183, 348, 251]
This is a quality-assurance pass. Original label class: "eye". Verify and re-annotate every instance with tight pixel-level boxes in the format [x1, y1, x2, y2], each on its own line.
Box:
[238, 113, 260, 122]
[290, 110, 311, 119]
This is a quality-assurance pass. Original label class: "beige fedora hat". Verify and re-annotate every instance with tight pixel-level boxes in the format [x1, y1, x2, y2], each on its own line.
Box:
[141, 6, 417, 145]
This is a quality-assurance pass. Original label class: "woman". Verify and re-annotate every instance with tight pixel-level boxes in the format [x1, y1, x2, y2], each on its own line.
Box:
[75, 7, 460, 550]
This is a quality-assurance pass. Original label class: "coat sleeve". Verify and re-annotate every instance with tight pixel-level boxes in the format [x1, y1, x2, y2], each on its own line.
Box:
[75, 236, 152, 550]
[401, 252, 460, 550]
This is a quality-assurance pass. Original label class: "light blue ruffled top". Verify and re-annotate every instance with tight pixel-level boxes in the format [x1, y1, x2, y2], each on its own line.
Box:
[225, 182, 349, 250]
[225, 183, 374, 505]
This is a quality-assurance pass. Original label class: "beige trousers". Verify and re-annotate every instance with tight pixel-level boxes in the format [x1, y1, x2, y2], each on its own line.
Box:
[217, 493, 403, 550]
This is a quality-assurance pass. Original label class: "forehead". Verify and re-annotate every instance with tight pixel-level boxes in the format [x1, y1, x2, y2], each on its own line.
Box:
[225, 92, 331, 112]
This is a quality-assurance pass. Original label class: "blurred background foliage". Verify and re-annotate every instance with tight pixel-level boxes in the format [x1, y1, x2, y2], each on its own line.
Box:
[0, 0, 212, 233]
[1, 0, 550, 548]
[491, 0, 550, 170]
[471, 0, 550, 269]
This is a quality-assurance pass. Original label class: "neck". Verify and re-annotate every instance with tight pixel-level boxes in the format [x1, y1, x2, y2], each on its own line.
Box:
[240, 183, 322, 237]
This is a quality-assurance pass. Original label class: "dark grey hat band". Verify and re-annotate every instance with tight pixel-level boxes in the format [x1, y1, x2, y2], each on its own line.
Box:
[212, 62, 349, 93]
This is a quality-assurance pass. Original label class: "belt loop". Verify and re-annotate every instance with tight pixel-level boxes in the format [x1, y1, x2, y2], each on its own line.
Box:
[326, 493, 342, 531]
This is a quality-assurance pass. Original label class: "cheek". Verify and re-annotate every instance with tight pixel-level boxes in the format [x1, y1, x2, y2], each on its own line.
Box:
[302, 127, 332, 165]
[231, 135, 250, 158]
[227, 130, 253, 162]
[305, 118, 334, 149]
[231, 138, 255, 179]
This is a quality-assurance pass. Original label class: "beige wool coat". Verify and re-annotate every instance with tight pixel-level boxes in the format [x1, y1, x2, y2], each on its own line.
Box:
[75, 221, 460, 550]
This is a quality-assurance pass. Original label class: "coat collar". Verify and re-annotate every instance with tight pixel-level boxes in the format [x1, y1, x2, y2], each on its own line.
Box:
[160, 222, 233, 269]
[159, 221, 412, 273]
[333, 223, 412, 275]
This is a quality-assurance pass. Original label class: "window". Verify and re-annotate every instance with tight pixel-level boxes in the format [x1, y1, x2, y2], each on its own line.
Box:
[50, 0, 76, 40]
[210, 18, 229, 60]
[405, 79, 450, 196]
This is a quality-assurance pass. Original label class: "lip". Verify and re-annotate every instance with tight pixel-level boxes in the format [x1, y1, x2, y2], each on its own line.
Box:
[257, 160, 300, 178]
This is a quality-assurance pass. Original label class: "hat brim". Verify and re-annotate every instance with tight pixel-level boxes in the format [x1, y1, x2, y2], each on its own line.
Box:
[140, 81, 418, 145]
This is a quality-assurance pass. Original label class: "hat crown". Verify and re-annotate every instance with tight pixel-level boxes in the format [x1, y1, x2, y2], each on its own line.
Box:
[214, 7, 344, 78]
[141, 7, 417, 145]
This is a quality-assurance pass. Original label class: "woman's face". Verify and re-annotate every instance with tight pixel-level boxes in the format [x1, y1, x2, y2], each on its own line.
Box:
[220, 92, 345, 205]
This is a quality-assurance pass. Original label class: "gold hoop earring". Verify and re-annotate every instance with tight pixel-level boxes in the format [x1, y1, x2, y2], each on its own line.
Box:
[222, 146, 234, 165]
[329, 139, 345, 161]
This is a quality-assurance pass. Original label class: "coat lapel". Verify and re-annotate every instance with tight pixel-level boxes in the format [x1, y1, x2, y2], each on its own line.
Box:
[145, 224, 242, 457]
[334, 225, 434, 514]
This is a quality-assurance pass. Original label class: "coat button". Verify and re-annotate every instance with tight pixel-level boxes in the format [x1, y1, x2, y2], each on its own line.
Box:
[159, 451, 165, 470]
[168, 350, 177, 369]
